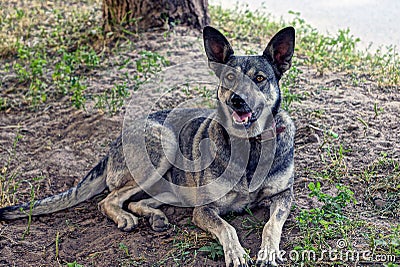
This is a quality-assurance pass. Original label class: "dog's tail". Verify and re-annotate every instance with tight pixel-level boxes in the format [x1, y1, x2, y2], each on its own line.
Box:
[0, 156, 109, 220]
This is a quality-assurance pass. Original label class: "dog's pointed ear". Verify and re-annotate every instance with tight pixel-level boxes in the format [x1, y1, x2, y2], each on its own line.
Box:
[203, 26, 234, 64]
[263, 27, 295, 76]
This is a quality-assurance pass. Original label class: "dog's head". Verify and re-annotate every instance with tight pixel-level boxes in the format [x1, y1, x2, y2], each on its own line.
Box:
[203, 26, 295, 138]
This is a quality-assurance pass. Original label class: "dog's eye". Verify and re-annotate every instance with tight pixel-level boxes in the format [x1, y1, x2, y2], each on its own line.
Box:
[255, 75, 265, 82]
[226, 73, 235, 80]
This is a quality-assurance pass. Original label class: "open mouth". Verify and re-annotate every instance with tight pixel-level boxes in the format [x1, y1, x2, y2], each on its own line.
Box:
[231, 107, 261, 128]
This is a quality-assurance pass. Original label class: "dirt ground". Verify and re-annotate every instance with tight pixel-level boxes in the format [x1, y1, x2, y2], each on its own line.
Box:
[0, 4, 399, 267]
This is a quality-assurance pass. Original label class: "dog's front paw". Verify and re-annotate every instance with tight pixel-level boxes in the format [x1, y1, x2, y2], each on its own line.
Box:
[224, 245, 252, 267]
[256, 248, 283, 267]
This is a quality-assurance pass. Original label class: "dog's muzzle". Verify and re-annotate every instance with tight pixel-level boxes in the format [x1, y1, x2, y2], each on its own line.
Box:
[228, 93, 261, 127]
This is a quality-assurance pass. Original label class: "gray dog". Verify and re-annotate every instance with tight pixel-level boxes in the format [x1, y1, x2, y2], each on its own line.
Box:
[0, 26, 296, 267]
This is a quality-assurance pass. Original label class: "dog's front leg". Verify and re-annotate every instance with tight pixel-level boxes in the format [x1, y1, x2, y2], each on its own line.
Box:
[193, 206, 250, 267]
[256, 188, 293, 266]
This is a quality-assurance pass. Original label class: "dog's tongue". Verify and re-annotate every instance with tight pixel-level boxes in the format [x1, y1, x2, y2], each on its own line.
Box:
[232, 111, 252, 123]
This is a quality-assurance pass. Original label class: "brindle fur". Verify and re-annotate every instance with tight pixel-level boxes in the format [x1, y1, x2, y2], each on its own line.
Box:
[0, 26, 296, 267]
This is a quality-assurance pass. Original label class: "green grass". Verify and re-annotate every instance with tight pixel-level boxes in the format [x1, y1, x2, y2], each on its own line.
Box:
[2, 1, 396, 113]
[209, 5, 400, 88]
[1, 1, 398, 113]
[1, 131, 44, 211]
[295, 182, 356, 240]
[0, 0, 169, 113]
[157, 224, 201, 266]
[0, 130, 23, 207]
[3, 40, 168, 112]
[290, 135, 398, 266]
[0, 0, 103, 58]
[287, 150, 399, 266]
[240, 208, 265, 237]
[0, 129, 44, 239]
[17, 41, 166, 110]
[361, 153, 400, 217]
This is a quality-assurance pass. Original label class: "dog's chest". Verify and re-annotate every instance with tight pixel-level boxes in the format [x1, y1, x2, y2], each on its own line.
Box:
[219, 141, 269, 211]
[215, 180, 260, 212]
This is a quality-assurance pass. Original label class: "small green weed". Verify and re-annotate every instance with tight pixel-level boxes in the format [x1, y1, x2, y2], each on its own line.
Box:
[306, 182, 355, 222]
[193, 85, 213, 100]
[170, 228, 199, 265]
[157, 223, 220, 266]
[367, 224, 400, 264]
[119, 242, 130, 257]
[374, 102, 384, 118]
[325, 143, 348, 168]
[241, 207, 265, 237]
[66, 261, 84, 267]
[20, 176, 44, 239]
[198, 241, 224, 261]
[136, 51, 169, 78]
[116, 242, 147, 266]
[366, 45, 400, 87]
[69, 76, 87, 109]
[314, 142, 350, 182]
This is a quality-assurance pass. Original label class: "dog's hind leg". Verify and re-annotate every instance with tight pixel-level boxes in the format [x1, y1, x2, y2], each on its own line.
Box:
[98, 184, 141, 231]
[127, 192, 175, 232]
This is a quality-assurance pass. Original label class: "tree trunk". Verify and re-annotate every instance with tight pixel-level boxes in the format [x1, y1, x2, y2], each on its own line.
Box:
[102, 0, 210, 33]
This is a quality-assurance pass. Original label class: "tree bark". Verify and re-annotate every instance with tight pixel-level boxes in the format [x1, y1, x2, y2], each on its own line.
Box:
[102, 0, 210, 33]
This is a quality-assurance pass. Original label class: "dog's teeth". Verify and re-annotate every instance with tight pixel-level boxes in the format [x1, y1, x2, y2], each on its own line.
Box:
[232, 111, 252, 125]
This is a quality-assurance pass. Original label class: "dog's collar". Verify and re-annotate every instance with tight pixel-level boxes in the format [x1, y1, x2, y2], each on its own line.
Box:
[252, 123, 285, 142]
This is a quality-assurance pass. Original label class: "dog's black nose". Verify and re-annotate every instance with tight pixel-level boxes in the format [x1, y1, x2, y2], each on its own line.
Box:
[230, 93, 247, 110]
